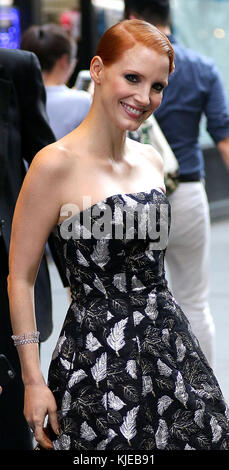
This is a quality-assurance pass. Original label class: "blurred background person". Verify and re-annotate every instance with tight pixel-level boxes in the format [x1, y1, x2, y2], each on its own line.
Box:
[124, 0, 229, 368]
[0, 47, 56, 450]
[20, 23, 92, 140]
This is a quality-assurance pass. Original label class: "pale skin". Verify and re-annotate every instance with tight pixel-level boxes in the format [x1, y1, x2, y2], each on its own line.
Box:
[7, 43, 170, 449]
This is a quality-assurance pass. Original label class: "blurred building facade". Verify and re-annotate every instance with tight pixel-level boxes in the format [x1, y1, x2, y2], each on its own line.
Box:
[41, 0, 80, 23]
[170, 0, 229, 218]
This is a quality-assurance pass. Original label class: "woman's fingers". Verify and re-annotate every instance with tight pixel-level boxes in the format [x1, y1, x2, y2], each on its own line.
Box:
[34, 424, 53, 450]
[24, 383, 59, 448]
[49, 408, 60, 437]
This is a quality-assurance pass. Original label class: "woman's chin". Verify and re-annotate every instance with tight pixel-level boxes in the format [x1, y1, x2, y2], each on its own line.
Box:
[125, 120, 145, 132]
[116, 114, 147, 133]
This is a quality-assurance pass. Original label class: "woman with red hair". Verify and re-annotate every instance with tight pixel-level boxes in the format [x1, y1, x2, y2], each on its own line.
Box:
[7, 20, 229, 450]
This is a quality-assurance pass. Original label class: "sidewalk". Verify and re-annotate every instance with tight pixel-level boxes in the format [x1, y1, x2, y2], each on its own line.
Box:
[40, 218, 229, 404]
[208, 219, 229, 403]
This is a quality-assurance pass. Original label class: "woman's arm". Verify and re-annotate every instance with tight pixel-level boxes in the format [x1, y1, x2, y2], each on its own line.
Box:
[7, 144, 67, 448]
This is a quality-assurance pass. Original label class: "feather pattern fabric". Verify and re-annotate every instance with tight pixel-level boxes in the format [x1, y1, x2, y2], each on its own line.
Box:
[126, 360, 137, 379]
[120, 406, 140, 444]
[155, 419, 169, 449]
[210, 416, 222, 443]
[175, 335, 186, 362]
[113, 273, 127, 292]
[96, 429, 117, 450]
[80, 421, 97, 441]
[157, 359, 173, 377]
[145, 292, 158, 321]
[91, 352, 107, 387]
[61, 391, 72, 417]
[108, 391, 126, 411]
[90, 239, 110, 268]
[48, 189, 229, 450]
[68, 369, 87, 388]
[142, 375, 154, 397]
[157, 395, 173, 416]
[131, 275, 146, 292]
[107, 318, 128, 355]
[77, 249, 89, 267]
[85, 332, 102, 352]
[174, 372, 189, 407]
[133, 311, 144, 326]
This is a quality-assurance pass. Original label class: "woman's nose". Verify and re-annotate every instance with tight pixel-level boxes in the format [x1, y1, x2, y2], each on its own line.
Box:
[135, 87, 151, 107]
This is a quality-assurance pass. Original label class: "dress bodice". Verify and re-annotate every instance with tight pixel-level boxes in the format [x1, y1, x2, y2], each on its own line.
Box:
[52, 189, 171, 304]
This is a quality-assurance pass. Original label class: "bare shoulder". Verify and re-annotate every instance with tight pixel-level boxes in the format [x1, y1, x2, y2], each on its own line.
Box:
[142, 143, 164, 173]
[126, 137, 164, 173]
[14, 141, 79, 236]
[28, 141, 74, 179]
[19, 141, 79, 220]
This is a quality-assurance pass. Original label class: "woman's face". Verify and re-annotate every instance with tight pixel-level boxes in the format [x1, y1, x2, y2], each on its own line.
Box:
[98, 43, 170, 132]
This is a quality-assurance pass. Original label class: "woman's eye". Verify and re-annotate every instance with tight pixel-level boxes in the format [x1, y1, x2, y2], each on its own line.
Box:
[125, 74, 139, 83]
[152, 83, 164, 92]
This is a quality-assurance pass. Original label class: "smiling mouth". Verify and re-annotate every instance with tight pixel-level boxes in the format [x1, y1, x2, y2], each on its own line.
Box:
[120, 101, 145, 119]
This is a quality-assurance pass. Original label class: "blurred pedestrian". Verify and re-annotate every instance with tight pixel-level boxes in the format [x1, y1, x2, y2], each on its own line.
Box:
[21, 24, 92, 140]
[124, 0, 229, 367]
[0, 47, 62, 449]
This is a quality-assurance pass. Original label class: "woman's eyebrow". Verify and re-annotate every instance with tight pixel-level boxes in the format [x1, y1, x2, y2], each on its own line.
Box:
[154, 80, 168, 87]
[124, 70, 168, 86]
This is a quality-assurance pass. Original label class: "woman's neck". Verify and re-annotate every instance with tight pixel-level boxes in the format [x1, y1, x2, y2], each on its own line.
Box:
[77, 99, 127, 164]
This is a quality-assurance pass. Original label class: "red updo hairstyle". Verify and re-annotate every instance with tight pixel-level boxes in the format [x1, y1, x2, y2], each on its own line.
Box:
[95, 19, 175, 74]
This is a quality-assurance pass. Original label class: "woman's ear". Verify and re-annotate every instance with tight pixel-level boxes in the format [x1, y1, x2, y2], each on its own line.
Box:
[90, 56, 104, 84]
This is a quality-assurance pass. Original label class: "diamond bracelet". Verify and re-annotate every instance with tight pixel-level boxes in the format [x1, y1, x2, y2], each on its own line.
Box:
[11, 331, 40, 346]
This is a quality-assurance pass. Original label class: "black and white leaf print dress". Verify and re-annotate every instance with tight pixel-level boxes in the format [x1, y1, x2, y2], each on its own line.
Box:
[48, 189, 229, 450]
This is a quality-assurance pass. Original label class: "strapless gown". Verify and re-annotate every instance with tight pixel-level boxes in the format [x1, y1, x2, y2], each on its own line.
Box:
[48, 189, 229, 450]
